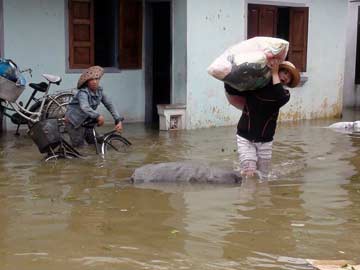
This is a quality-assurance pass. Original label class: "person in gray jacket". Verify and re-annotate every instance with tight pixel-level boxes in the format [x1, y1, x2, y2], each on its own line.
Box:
[65, 66, 123, 147]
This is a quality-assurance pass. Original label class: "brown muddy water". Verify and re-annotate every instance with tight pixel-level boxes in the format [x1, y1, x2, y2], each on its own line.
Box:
[1, 115, 360, 270]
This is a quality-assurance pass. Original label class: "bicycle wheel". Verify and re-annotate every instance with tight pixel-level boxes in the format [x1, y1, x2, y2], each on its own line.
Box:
[44, 151, 80, 161]
[102, 134, 131, 154]
[44, 92, 74, 120]
[44, 140, 83, 161]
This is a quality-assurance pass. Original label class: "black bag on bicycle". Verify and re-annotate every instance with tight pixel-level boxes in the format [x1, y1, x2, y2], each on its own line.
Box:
[28, 119, 61, 153]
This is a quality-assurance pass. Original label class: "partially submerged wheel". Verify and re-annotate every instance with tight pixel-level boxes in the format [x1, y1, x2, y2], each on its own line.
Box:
[44, 141, 83, 161]
[44, 151, 80, 162]
[102, 134, 131, 154]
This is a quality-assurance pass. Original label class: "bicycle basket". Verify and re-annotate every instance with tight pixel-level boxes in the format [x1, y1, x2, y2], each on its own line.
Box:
[28, 119, 61, 153]
[0, 76, 25, 102]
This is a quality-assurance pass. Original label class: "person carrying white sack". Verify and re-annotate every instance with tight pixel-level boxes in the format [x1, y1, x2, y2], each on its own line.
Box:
[225, 60, 300, 179]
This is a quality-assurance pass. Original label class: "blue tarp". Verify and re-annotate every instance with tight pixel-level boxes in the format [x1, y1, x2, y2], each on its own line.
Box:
[0, 58, 26, 86]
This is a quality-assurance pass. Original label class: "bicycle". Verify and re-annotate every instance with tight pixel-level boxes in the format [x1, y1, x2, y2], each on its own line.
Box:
[33, 118, 132, 161]
[0, 64, 75, 135]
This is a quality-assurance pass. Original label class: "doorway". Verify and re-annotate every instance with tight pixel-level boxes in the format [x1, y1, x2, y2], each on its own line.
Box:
[356, 6, 360, 84]
[145, 1, 172, 127]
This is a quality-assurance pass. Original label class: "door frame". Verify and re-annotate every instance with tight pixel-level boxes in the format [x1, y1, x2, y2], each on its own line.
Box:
[144, 0, 173, 126]
[0, 0, 3, 57]
[355, 6, 360, 84]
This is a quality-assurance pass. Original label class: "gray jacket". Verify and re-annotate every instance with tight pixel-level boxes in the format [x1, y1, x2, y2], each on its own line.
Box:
[65, 87, 122, 128]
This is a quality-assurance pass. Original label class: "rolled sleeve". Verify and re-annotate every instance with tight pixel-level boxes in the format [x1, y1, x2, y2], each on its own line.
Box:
[101, 92, 122, 123]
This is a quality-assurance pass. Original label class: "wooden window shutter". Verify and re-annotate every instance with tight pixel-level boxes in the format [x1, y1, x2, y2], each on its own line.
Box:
[248, 5, 277, 38]
[119, 0, 143, 69]
[288, 7, 308, 72]
[259, 6, 277, 37]
[248, 5, 260, 38]
[69, 0, 94, 69]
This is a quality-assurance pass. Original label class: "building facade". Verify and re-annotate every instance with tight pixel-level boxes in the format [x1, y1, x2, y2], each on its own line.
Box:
[0, 0, 349, 130]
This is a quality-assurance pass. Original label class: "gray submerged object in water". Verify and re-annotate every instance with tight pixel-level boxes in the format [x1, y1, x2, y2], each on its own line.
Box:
[131, 162, 242, 184]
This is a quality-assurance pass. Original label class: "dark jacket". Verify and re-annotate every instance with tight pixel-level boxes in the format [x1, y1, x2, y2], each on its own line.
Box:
[225, 82, 290, 142]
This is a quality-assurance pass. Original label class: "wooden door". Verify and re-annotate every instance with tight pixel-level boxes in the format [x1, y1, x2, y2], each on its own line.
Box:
[69, 0, 94, 68]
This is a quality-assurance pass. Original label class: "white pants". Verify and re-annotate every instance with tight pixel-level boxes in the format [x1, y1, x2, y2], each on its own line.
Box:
[236, 135, 273, 177]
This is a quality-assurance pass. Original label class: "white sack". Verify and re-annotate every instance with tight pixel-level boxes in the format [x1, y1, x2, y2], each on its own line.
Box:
[208, 36, 289, 91]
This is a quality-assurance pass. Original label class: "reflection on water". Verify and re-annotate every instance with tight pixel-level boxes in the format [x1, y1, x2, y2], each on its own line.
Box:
[1, 116, 360, 269]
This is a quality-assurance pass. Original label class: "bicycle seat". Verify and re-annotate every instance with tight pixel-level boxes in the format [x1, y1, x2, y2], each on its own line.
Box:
[42, 74, 62, 85]
[29, 82, 48, 92]
[82, 118, 97, 128]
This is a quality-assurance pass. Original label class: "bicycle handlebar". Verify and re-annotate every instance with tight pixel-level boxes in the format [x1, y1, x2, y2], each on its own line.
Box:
[19, 68, 32, 77]
[82, 117, 124, 128]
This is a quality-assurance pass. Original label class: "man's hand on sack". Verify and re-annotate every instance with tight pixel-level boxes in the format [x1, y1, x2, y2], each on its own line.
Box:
[267, 58, 281, 71]
[269, 59, 281, 85]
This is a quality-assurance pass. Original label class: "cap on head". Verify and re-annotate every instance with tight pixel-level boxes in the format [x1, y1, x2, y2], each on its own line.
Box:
[77, 66, 104, 89]
[279, 61, 300, 88]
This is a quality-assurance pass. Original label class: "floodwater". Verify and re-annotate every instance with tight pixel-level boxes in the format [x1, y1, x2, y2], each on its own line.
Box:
[1, 113, 360, 270]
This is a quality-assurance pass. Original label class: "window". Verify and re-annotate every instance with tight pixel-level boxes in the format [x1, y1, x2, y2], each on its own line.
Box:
[248, 4, 309, 72]
[68, 0, 143, 69]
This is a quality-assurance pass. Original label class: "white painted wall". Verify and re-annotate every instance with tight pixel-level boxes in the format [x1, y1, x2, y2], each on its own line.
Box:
[302, 0, 347, 119]
[186, 0, 245, 129]
[344, 1, 360, 108]
[2, 0, 145, 130]
[186, 0, 348, 129]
